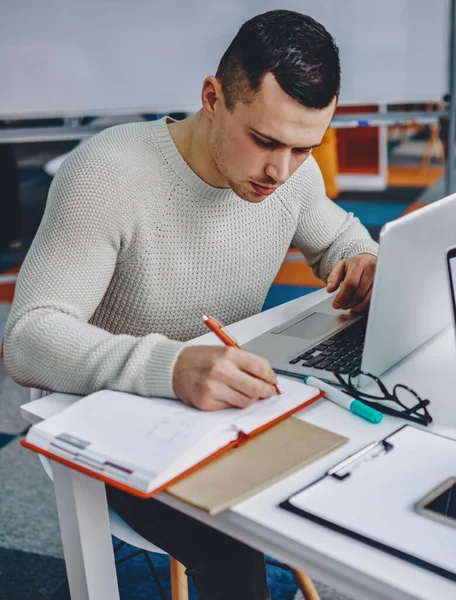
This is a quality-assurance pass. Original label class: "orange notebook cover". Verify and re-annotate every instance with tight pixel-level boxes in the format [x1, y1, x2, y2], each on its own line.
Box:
[22, 379, 323, 499]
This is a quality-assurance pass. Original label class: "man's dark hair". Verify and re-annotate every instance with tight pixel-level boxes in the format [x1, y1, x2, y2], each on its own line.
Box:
[216, 10, 340, 111]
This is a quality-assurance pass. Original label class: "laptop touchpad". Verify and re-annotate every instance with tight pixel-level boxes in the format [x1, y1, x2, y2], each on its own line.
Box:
[274, 312, 343, 340]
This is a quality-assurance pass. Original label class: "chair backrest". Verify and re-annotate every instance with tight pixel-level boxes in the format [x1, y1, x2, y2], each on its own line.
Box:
[30, 388, 43, 402]
[109, 506, 166, 554]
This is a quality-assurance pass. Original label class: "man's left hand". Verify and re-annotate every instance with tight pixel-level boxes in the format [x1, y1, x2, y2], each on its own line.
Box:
[326, 253, 377, 313]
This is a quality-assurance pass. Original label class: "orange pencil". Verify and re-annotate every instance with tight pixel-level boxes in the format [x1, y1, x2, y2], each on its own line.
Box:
[202, 314, 281, 395]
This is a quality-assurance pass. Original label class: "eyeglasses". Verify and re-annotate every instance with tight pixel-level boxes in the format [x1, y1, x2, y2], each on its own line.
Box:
[333, 370, 433, 426]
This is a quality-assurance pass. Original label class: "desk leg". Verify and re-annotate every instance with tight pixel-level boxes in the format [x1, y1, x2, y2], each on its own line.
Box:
[51, 462, 120, 600]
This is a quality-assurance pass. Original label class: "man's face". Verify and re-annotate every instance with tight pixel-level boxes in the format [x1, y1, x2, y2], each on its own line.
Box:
[208, 73, 336, 203]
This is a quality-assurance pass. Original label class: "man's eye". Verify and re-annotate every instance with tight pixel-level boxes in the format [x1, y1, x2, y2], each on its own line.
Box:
[253, 136, 275, 149]
[294, 148, 312, 156]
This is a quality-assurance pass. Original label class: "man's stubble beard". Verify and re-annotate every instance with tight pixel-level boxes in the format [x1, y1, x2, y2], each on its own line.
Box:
[210, 123, 252, 202]
[227, 179, 251, 201]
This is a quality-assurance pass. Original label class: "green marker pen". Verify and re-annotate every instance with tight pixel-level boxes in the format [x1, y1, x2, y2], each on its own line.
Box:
[303, 375, 383, 424]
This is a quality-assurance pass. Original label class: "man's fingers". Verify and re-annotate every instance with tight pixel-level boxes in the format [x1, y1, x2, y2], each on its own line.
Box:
[183, 394, 233, 411]
[196, 370, 258, 410]
[232, 348, 277, 385]
[204, 399, 233, 411]
[229, 371, 276, 404]
[351, 286, 373, 314]
[332, 262, 363, 309]
[209, 382, 260, 410]
[343, 258, 376, 309]
[212, 358, 276, 406]
[326, 261, 346, 292]
[343, 269, 373, 309]
[173, 346, 278, 412]
[330, 254, 377, 311]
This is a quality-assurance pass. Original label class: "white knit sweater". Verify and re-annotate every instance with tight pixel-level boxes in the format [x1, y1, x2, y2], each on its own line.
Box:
[4, 117, 378, 399]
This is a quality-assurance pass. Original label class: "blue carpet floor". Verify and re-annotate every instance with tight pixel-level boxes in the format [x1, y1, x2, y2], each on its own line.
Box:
[49, 542, 298, 600]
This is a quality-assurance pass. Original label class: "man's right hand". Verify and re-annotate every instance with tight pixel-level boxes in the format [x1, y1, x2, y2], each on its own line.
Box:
[172, 346, 278, 411]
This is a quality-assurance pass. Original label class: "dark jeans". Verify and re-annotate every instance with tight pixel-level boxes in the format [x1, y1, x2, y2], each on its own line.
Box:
[107, 487, 270, 600]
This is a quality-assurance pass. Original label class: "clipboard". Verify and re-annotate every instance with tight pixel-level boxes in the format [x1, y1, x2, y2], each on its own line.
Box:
[280, 425, 456, 582]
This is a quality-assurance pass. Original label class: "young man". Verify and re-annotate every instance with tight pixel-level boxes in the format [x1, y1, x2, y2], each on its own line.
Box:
[5, 10, 378, 599]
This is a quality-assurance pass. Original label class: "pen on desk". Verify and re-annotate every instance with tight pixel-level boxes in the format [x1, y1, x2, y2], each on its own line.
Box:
[202, 315, 281, 395]
[303, 375, 383, 424]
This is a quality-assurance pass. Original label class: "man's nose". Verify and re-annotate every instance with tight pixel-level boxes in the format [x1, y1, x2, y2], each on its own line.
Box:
[265, 151, 291, 185]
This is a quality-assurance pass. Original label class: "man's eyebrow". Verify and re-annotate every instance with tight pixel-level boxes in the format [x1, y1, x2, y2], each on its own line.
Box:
[249, 128, 321, 150]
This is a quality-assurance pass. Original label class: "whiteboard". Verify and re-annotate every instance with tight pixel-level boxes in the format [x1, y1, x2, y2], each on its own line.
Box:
[0, 0, 451, 118]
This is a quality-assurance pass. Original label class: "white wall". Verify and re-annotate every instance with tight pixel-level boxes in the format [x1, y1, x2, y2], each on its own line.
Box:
[0, 0, 450, 118]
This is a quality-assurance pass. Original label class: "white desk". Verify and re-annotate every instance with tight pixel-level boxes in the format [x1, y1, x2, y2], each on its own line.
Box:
[21, 288, 456, 600]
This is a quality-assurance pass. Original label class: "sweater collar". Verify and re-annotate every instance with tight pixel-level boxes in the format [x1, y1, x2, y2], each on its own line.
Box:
[153, 116, 237, 202]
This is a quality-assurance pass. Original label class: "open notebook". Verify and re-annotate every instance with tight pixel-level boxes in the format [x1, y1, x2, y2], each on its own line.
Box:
[22, 376, 322, 497]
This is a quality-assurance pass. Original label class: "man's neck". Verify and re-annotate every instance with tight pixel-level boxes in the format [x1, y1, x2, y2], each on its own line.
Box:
[167, 111, 229, 189]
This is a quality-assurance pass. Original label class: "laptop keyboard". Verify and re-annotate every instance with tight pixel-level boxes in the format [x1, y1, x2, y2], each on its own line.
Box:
[288, 318, 367, 375]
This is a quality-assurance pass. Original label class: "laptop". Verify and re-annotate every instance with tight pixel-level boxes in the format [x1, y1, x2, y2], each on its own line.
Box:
[243, 193, 456, 384]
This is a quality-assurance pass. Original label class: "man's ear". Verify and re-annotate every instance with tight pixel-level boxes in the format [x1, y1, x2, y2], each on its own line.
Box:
[201, 76, 224, 121]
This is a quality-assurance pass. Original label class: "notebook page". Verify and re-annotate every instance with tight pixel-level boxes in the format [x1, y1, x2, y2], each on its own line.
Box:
[150, 378, 320, 491]
[29, 390, 235, 479]
[163, 376, 318, 434]
[27, 377, 319, 490]
[222, 377, 319, 434]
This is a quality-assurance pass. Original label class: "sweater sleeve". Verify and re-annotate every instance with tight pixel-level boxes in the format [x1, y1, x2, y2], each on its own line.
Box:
[290, 156, 379, 282]
[4, 141, 184, 398]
